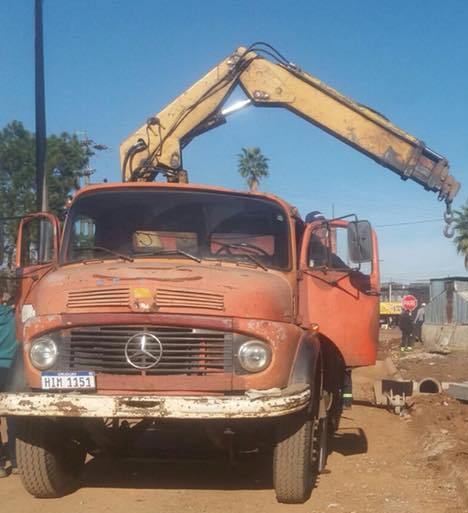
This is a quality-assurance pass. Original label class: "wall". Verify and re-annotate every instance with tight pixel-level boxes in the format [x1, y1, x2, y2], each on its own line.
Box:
[423, 278, 468, 352]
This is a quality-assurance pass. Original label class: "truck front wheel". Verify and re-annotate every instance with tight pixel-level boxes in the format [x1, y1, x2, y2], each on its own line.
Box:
[16, 418, 86, 498]
[273, 411, 318, 504]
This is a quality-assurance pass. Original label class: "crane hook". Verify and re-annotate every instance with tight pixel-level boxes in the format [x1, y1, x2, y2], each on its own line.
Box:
[443, 201, 455, 239]
[444, 224, 455, 238]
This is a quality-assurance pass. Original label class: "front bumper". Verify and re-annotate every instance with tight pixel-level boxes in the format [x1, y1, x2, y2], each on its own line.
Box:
[0, 385, 310, 419]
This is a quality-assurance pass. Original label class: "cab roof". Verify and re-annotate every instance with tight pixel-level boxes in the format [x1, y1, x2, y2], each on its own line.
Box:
[71, 181, 299, 219]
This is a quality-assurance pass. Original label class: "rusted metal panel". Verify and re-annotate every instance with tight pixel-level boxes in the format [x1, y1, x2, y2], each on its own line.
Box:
[298, 221, 379, 367]
[0, 386, 310, 419]
[25, 260, 294, 322]
[232, 318, 302, 390]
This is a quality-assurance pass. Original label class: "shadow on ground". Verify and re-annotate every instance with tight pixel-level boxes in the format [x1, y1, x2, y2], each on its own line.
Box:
[79, 423, 369, 492]
[81, 452, 273, 491]
[332, 427, 368, 456]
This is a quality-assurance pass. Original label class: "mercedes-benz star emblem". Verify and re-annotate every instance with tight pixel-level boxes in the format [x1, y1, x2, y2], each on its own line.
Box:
[124, 332, 163, 370]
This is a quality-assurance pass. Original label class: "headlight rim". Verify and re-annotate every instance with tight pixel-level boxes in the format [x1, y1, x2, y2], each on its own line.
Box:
[29, 336, 58, 371]
[237, 339, 272, 373]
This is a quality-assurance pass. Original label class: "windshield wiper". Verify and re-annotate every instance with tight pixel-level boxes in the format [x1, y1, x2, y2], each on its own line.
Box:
[235, 254, 268, 271]
[211, 241, 269, 271]
[75, 246, 134, 263]
[138, 249, 202, 263]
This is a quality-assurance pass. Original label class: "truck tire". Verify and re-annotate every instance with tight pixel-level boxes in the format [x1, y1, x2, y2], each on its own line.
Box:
[273, 412, 316, 504]
[315, 415, 328, 474]
[16, 418, 86, 498]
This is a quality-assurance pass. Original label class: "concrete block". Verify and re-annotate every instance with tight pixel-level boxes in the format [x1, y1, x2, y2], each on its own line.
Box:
[422, 324, 468, 352]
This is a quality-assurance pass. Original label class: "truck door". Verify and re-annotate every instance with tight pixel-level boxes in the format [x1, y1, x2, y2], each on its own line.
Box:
[15, 213, 61, 323]
[298, 219, 380, 367]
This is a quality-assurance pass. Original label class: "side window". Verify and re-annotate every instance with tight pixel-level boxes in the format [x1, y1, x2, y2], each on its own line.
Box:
[308, 224, 371, 274]
[20, 218, 55, 267]
[308, 234, 328, 267]
[332, 227, 351, 269]
[70, 216, 96, 260]
[308, 225, 329, 268]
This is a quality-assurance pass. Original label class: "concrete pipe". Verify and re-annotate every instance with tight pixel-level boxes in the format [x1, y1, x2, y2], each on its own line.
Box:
[417, 378, 442, 394]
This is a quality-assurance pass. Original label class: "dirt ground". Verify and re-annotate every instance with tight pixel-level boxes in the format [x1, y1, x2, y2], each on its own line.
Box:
[379, 328, 468, 383]
[1, 329, 467, 512]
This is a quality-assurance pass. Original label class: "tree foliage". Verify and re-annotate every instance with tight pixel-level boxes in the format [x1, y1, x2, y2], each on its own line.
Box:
[0, 121, 88, 264]
[237, 147, 269, 191]
[453, 201, 468, 268]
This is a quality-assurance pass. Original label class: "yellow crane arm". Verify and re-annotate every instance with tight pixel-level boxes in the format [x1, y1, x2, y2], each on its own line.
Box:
[120, 44, 460, 202]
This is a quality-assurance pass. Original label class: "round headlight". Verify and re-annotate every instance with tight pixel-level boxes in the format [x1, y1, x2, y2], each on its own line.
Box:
[30, 337, 58, 370]
[238, 340, 271, 373]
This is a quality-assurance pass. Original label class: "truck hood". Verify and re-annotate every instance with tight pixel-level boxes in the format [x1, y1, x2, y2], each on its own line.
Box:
[29, 260, 294, 323]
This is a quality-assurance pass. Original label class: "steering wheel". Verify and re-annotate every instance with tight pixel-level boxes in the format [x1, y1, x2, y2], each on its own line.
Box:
[214, 242, 270, 257]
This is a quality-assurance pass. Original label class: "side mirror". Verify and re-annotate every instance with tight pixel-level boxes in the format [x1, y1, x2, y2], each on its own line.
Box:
[347, 220, 373, 263]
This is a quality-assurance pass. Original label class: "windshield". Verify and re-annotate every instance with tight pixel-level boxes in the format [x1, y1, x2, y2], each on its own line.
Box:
[62, 189, 291, 270]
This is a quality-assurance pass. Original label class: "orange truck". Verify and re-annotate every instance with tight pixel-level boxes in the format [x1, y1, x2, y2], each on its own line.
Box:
[0, 43, 459, 503]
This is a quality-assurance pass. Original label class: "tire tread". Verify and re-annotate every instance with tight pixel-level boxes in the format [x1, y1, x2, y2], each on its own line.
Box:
[273, 416, 313, 504]
[17, 419, 83, 498]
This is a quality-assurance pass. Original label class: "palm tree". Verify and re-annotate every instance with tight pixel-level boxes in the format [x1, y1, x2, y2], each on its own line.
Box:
[453, 201, 468, 268]
[237, 147, 269, 192]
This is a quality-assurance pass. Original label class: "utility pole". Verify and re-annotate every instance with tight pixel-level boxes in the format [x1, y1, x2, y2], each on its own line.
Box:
[35, 0, 47, 213]
[35, 0, 50, 262]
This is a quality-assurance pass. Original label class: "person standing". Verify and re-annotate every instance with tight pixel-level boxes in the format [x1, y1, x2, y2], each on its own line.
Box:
[342, 368, 353, 409]
[413, 303, 426, 342]
[399, 309, 413, 352]
[0, 298, 18, 477]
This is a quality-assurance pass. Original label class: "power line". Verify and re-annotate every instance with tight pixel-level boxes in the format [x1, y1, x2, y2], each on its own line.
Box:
[375, 218, 442, 228]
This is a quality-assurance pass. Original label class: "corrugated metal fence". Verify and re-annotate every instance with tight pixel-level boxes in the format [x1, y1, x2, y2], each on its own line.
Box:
[455, 291, 468, 324]
[426, 279, 468, 325]
[425, 291, 447, 324]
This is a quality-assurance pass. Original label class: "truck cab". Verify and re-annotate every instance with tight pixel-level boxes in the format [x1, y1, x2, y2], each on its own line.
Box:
[3, 181, 379, 503]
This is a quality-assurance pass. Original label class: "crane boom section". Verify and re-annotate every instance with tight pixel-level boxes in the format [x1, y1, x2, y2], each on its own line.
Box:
[120, 46, 459, 201]
[120, 55, 238, 182]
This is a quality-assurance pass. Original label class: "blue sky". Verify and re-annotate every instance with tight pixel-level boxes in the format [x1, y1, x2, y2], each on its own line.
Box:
[1, 0, 467, 281]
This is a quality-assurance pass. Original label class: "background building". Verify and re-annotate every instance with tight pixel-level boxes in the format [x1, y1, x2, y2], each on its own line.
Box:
[423, 276, 468, 351]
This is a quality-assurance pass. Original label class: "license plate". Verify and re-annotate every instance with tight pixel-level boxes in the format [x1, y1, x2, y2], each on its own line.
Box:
[41, 371, 96, 390]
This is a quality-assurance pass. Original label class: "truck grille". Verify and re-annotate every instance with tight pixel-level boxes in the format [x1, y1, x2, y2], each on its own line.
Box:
[57, 326, 233, 376]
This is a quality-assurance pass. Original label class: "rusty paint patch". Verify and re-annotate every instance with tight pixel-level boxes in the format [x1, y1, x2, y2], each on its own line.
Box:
[54, 400, 87, 416]
[246, 319, 288, 343]
[18, 400, 34, 408]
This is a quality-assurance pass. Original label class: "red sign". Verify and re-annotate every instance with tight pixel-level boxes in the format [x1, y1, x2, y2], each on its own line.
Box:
[401, 295, 418, 312]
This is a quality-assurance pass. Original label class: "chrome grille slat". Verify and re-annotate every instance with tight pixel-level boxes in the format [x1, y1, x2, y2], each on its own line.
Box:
[72, 352, 228, 362]
[61, 325, 232, 376]
[69, 348, 228, 355]
[70, 335, 225, 341]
